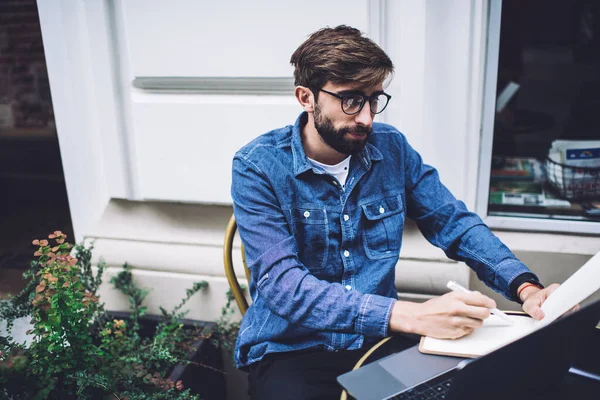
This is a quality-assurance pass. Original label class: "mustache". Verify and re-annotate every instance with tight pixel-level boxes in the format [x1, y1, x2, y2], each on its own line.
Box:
[338, 124, 372, 136]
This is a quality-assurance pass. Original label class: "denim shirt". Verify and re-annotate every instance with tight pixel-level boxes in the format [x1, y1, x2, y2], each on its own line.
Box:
[231, 112, 535, 369]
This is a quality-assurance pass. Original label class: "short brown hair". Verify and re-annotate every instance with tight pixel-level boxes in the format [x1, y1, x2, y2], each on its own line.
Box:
[290, 25, 394, 97]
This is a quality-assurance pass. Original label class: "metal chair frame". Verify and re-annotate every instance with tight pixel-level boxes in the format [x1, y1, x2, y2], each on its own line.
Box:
[223, 214, 251, 315]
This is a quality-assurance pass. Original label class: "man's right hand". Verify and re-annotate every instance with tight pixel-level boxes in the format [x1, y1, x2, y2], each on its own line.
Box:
[388, 291, 497, 339]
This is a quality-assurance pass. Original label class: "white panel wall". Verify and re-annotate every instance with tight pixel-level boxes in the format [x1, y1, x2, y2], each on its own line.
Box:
[130, 96, 299, 202]
[118, 0, 375, 204]
[384, 0, 487, 207]
[122, 0, 369, 78]
[40, 0, 487, 236]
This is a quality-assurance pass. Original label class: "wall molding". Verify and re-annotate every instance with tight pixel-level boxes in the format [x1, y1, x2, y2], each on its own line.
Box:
[132, 77, 295, 95]
[86, 0, 137, 200]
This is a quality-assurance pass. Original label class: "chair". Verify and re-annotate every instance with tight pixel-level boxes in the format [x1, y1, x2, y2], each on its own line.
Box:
[223, 214, 251, 315]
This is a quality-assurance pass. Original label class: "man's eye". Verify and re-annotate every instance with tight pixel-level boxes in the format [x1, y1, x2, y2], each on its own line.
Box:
[344, 96, 362, 108]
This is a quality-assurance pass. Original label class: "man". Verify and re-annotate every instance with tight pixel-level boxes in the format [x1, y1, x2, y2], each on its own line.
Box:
[231, 25, 557, 399]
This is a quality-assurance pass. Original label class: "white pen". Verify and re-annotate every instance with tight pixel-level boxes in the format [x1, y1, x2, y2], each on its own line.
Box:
[446, 280, 514, 325]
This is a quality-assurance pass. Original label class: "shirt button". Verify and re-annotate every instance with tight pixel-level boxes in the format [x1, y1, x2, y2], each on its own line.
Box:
[345, 285, 352, 290]
[343, 214, 349, 221]
[343, 250, 350, 257]
[303, 211, 310, 218]
[379, 206, 385, 214]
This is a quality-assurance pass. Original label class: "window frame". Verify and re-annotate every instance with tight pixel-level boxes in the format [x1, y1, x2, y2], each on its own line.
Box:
[475, 0, 600, 235]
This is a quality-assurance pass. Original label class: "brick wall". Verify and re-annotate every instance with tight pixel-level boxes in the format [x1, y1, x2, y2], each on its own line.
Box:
[0, 0, 54, 132]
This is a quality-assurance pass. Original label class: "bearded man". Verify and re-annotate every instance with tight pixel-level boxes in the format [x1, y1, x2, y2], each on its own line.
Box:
[231, 25, 554, 400]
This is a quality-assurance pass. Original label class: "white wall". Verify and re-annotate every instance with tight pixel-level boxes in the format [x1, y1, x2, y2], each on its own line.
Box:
[38, 0, 599, 336]
[38, 0, 489, 234]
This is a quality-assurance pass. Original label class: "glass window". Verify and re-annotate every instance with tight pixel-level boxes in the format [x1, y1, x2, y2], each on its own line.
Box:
[481, 0, 600, 232]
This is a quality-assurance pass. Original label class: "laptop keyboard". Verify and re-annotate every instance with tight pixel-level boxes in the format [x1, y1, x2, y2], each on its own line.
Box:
[387, 370, 454, 400]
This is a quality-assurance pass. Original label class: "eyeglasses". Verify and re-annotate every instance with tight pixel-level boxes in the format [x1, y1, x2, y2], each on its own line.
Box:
[320, 89, 392, 115]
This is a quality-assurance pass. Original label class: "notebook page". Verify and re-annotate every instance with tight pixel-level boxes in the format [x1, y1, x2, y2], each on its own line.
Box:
[420, 315, 536, 358]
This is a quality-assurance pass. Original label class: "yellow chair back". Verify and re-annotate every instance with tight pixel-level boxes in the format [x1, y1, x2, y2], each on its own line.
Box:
[223, 214, 251, 315]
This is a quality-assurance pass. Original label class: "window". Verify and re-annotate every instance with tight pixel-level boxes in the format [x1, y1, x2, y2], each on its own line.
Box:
[478, 0, 600, 234]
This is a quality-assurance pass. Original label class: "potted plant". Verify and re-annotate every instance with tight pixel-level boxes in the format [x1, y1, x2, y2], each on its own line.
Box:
[0, 231, 233, 399]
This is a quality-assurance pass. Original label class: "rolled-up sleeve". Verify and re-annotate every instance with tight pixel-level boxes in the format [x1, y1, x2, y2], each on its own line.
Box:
[232, 155, 395, 337]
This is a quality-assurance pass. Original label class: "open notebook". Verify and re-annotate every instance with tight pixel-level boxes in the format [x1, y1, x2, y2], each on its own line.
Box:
[420, 251, 600, 358]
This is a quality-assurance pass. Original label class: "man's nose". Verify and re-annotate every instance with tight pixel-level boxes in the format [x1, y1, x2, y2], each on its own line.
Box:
[354, 102, 374, 127]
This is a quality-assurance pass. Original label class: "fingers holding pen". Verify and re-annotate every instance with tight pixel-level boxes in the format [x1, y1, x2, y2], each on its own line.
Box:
[390, 292, 494, 339]
[452, 290, 497, 310]
[445, 291, 495, 320]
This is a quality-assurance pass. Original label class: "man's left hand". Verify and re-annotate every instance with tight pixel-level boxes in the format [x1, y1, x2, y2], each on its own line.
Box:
[520, 283, 560, 320]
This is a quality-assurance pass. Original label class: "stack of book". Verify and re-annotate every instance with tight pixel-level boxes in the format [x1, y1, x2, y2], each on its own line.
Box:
[489, 156, 570, 207]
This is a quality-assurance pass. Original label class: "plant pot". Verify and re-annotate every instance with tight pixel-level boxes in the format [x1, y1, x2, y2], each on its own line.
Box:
[107, 311, 226, 400]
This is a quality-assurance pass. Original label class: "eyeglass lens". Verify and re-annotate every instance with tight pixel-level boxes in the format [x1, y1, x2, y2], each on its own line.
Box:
[342, 94, 388, 114]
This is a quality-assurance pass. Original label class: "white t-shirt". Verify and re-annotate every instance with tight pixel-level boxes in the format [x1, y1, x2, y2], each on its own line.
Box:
[307, 156, 352, 190]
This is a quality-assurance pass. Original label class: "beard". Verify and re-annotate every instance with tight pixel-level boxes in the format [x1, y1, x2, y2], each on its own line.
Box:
[313, 104, 372, 155]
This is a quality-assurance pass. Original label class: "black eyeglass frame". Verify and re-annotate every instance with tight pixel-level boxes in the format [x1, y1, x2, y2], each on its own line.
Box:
[320, 89, 392, 115]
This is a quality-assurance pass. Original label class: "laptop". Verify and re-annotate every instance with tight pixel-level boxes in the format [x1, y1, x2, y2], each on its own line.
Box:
[338, 297, 600, 400]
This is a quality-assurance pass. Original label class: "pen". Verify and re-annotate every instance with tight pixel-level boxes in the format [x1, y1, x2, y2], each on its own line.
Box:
[446, 280, 514, 325]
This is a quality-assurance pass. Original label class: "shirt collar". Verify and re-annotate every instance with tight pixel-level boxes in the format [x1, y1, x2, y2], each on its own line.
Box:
[291, 112, 383, 177]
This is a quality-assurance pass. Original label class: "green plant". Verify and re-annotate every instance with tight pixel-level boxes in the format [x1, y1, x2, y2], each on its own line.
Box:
[210, 287, 243, 357]
[0, 231, 218, 400]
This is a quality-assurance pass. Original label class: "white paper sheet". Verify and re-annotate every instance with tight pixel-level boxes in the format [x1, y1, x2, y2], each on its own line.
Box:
[535, 251, 600, 328]
[420, 251, 600, 357]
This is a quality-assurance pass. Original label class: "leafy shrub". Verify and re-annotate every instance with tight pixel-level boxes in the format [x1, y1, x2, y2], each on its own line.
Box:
[0, 231, 226, 400]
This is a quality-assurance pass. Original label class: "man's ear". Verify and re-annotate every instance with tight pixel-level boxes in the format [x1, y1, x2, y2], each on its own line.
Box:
[294, 86, 315, 113]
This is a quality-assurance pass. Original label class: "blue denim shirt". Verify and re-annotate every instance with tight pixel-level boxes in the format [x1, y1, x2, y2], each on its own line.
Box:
[231, 112, 534, 369]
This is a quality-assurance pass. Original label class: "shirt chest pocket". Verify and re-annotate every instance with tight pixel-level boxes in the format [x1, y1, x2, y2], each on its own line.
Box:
[361, 195, 404, 260]
[287, 207, 329, 271]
